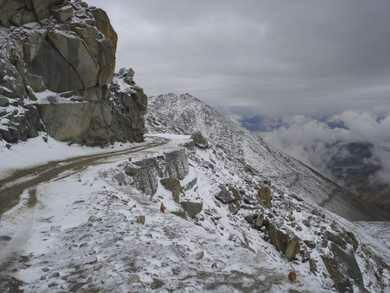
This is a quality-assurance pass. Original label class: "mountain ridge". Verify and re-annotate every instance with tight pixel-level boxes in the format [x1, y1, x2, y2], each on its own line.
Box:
[147, 93, 388, 221]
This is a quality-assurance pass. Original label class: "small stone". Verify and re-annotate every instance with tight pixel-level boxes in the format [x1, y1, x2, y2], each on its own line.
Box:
[228, 201, 241, 214]
[304, 240, 316, 249]
[309, 258, 318, 275]
[151, 278, 164, 289]
[171, 209, 187, 219]
[215, 188, 234, 204]
[215, 185, 240, 204]
[184, 178, 197, 191]
[47, 95, 58, 104]
[48, 282, 57, 288]
[195, 251, 204, 260]
[83, 256, 98, 265]
[255, 214, 265, 228]
[136, 215, 145, 225]
[302, 218, 311, 227]
[50, 272, 60, 278]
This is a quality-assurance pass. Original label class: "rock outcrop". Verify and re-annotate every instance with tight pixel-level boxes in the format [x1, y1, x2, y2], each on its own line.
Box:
[124, 149, 189, 196]
[243, 190, 389, 292]
[0, 0, 147, 145]
[191, 131, 209, 149]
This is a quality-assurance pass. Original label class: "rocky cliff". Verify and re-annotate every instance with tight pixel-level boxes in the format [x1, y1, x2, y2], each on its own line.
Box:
[0, 0, 147, 145]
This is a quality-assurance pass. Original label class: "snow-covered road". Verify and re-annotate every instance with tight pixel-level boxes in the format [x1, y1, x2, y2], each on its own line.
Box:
[0, 137, 168, 217]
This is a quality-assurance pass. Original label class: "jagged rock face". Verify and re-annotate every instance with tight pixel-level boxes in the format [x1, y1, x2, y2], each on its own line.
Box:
[124, 149, 189, 196]
[0, 0, 147, 145]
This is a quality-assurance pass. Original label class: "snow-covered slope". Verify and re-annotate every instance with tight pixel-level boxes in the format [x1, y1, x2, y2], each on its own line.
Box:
[147, 93, 387, 221]
[1, 93, 389, 292]
[1, 132, 389, 292]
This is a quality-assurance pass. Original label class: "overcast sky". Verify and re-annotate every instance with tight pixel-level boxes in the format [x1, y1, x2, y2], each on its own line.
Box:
[88, 0, 390, 116]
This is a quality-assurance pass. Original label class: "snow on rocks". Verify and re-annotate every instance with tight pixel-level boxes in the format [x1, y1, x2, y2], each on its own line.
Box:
[0, 130, 389, 291]
[146, 95, 390, 292]
[147, 93, 381, 222]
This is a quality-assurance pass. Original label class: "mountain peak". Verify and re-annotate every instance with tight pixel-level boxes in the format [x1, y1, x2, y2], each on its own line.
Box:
[147, 93, 388, 221]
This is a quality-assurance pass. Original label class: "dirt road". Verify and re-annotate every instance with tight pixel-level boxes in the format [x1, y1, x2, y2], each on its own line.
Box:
[0, 138, 167, 216]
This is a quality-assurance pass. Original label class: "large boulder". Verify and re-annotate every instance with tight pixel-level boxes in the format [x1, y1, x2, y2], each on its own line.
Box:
[160, 178, 183, 203]
[109, 68, 148, 142]
[245, 214, 300, 261]
[125, 158, 160, 195]
[215, 185, 241, 204]
[180, 201, 203, 218]
[37, 102, 100, 143]
[266, 223, 300, 261]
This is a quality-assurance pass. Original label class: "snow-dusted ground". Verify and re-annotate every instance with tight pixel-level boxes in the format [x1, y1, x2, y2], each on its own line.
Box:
[1, 133, 389, 292]
[0, 134, 316, 292]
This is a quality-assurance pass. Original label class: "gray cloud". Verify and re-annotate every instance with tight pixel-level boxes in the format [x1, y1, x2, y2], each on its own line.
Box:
[88, 0, 390, 115]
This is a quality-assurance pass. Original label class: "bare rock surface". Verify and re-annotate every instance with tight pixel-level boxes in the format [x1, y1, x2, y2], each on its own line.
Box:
[0, 0, 147, 145]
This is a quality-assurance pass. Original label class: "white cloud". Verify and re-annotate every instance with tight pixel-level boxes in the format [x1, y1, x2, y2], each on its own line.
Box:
[262, 110, 390, 184]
